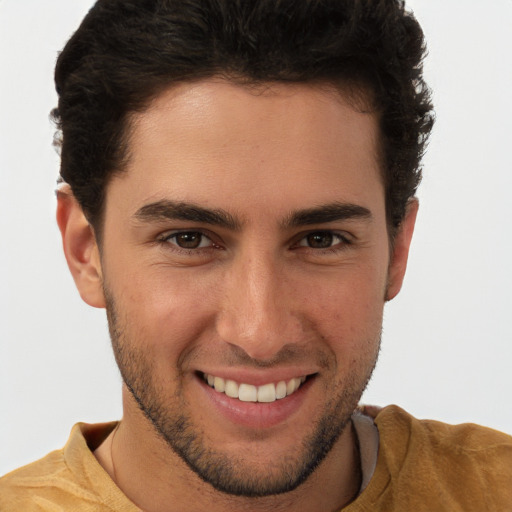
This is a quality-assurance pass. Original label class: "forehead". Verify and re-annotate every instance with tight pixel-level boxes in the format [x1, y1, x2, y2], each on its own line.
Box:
[107, 79, 383, 223]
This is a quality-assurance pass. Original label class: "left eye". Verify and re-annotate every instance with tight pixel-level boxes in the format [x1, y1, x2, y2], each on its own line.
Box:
[166, 232, 213, 249]
[297, 231, 347, 249]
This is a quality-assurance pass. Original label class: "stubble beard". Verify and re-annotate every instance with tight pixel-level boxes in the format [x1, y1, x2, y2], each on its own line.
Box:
[105, 293, 379, 498]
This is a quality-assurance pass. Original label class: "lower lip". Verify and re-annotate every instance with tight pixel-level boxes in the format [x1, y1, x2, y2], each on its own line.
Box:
[197, 376, 314, 429]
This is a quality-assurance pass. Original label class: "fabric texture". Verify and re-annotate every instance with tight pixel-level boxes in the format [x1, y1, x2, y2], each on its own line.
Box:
[1, 405, 511, 511]
[351, 409, 379, 493]
[0, 422, 140, 512]
[345, 405, 512, 511]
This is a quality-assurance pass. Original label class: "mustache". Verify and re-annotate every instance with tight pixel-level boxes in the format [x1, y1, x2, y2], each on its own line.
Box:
[203, 343, 331, 371]
[104, 284, 333, 372]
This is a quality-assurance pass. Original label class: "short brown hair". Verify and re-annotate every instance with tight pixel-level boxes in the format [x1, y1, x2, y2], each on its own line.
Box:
[53, 0, 434, 234]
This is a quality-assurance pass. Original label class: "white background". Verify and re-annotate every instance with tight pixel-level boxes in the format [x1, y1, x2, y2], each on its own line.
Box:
[1, 0, 511, 476]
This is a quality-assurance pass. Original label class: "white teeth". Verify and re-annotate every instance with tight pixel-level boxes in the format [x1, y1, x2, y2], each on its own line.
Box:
[286, 377, 301, 395]
[224, 380, 239, 399]
[214, 376, 225, 393]
[239, 383, 258, 402]
[257, 383, 276, 403]
[204, 374, 308, 402]
[276, 381, 287, 399]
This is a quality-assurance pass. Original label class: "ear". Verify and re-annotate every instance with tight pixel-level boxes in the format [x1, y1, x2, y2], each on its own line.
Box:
[386, 199, 418, 301]
[56, 185, 106, 308]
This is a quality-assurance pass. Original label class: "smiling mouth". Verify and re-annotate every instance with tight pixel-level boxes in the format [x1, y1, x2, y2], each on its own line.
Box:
[202, 373, 309, 403]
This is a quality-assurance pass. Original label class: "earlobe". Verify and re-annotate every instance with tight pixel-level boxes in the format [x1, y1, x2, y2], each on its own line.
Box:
[56, 185, 106, 308]
[386, 199, 418, 301]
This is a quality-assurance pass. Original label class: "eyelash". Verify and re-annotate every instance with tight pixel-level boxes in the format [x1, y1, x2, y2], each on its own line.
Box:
[158, 231, 220, 252]
[293, 231, 352, 252]
[157, 230, 352, 254]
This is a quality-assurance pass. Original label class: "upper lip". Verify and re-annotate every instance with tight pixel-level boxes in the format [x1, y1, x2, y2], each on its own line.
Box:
[197, 368, 318, 386]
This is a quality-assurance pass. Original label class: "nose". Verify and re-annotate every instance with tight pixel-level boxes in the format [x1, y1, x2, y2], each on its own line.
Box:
[215, 250, 304, 361]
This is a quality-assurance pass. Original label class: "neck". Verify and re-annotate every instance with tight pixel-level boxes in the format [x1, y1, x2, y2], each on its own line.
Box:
[94, 392, 361, 512]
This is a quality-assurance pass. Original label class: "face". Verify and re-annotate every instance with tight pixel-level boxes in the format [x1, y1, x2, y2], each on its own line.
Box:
[79, 80, 410, 497]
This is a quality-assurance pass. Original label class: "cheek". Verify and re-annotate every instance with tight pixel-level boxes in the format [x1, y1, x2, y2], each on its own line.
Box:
[303, 267, 386, 356]
[109, 265, 219, 360]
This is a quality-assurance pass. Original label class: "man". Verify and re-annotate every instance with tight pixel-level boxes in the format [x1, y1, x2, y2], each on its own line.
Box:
[1, 0, 511, 510]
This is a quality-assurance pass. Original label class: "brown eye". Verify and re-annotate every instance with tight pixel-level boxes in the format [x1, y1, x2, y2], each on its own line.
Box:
[296, 231, 350, 251]
[172, 232, 207, 249]
[305, 232, 334, 249]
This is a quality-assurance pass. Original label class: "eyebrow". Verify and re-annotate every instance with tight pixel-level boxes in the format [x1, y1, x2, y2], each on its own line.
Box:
[283, 202, 372, 228]
[134, 199, 372, 231]
[134, 200, 241, 230]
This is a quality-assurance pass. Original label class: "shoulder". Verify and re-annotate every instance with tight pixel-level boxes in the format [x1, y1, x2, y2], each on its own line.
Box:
[370, 405, 512, 510]
[0, 422, 132, 512]
[0, 448, 71, 511]
[375, 404, 512, 456]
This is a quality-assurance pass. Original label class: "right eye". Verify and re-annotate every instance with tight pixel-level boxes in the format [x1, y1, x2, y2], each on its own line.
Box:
[162, 231, 214, 250]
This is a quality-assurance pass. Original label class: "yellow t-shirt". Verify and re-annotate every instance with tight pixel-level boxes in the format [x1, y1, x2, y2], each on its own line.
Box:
[1, 406, 511, 511]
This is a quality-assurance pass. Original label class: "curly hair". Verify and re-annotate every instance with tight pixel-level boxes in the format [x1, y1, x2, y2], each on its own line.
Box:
[53, 0, 434, 235]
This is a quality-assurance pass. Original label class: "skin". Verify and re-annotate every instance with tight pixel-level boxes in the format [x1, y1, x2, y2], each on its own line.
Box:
[57, 80, 417, 512]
